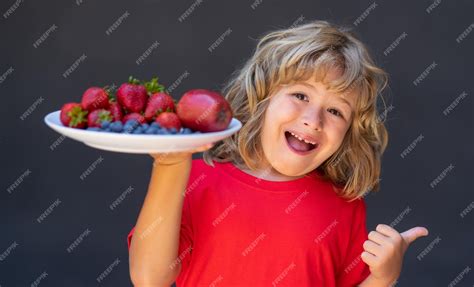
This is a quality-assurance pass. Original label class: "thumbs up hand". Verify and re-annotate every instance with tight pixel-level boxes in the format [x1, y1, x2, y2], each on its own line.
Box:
[360, 224, 429, 284]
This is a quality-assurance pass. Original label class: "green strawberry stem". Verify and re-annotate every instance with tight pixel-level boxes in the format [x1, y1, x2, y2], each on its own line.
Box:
[128, 76, 141, 85]
[144, 77, 165, 94]
[99, 110, 113, 123]
[127, 75, 166, 95]
[154, 107, 173, 118]
[68, 106, 88, 127]
[103, 85, 117, 101]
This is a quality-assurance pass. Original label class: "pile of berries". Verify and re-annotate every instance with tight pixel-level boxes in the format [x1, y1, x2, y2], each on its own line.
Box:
[88, 119, 197, 135]
[59, 75, 233, 134]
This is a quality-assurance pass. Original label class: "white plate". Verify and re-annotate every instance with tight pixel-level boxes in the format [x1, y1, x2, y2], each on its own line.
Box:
[44, 110, 242, 154]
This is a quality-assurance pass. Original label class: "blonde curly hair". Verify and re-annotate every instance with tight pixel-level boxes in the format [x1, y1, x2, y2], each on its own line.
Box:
[203, 20, 389, 201]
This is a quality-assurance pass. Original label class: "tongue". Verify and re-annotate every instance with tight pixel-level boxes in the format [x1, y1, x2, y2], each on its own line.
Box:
[287, 134, 312, 152]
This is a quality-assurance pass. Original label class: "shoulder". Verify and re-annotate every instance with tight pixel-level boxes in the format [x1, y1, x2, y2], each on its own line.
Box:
[312, 172, 367, 211]
[188, 158, 213, 184]
[185, 158, 223, 196]
[335, 196, 368, 235]
[316, 177, 367, 223]
[189, 158, 219, 179]
[318, 174, 367, 215]
[335, 193, 367, 219]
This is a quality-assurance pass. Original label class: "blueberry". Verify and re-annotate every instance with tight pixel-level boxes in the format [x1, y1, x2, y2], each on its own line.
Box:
[125, 119, 138, 126]
[132, 127, 144, 134]
[104, 127, 112, 132]
[145, 127, 156, 134]
[123, 121, 139, 133]
[182, 128, 192, 134]
[125, 120, 139, 129]
[110, 122, 123, 132]
[156, 128, 168, 135]
[101, 121, 111, 129]
[123, 128, 132, 134]
[169, 127, 177, 134]
[151, 122, 160, 128]
[141, 123, 149, 130]
[87, 127, 101, 131]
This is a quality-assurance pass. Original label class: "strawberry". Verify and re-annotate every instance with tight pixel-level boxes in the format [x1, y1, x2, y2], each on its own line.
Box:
[87, 109, 113, 128]
[117, 76, 166, 114]
[60, 103, 88, 129]
[155, 112, 181, 130]
[81, 87, 110, 112]
[144, 92, 175, 121]
[122, 112, 146, 124]
[116, 77, 148, 113]
[108, 100, 123, 121]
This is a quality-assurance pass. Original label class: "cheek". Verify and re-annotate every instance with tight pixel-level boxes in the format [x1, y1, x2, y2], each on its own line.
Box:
[261, 99, 296, 145]
[325, 124, 350, 152]
[266, 97, 300, 124]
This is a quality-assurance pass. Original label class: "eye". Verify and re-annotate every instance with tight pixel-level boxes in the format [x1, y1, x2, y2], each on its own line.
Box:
[328, 108, 344, 118]
[292, 93, 309, 102]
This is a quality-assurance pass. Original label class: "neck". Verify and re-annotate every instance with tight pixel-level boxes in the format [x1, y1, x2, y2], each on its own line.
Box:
[238, 164, 306, 182]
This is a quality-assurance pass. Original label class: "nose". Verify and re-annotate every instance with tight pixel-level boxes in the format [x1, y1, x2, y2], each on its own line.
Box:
[303, 109, 323, 131]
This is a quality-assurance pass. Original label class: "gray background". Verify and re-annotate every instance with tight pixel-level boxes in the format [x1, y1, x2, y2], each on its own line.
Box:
[1, 0, 473, 286]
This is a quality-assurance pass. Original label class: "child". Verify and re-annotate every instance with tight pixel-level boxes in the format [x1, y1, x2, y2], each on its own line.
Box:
[127, 20, 429, 286]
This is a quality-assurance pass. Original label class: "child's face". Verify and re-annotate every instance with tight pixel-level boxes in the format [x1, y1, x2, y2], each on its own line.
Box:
[260, 69, 356, 178]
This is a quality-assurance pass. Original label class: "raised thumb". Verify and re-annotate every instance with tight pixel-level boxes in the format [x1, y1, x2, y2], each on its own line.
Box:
[400, 226, 429, 245]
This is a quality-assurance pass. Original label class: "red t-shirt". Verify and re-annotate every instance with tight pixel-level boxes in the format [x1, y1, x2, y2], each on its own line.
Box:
[127, 159, 370, 286]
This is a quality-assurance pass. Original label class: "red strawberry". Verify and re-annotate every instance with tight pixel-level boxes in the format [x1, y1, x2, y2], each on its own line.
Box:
[108, 100, 123, 121]
[87, 109, 113, 128]
[122, 112, 146, 124]
[155, 112, 181, 130]
[116, 77, 148, 113]
[144, 92, 175, 121]
[81, 87, 110, 112]
[60, 103, 88, 129]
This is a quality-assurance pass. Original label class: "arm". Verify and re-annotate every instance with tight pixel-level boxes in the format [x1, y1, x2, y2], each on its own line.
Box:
[358, 273, 396, 287]
[129, 157, 192, 286]
[128, 143, 214, 286]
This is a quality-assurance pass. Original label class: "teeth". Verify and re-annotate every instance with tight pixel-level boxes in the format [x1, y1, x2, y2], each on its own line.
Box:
[289, 131, 316, 145]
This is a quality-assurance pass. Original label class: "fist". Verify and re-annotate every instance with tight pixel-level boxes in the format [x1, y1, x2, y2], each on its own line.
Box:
[361, 224, 429, 283]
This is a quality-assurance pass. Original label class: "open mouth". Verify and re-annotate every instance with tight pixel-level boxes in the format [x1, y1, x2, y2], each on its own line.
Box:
[284, 131, 318, 154]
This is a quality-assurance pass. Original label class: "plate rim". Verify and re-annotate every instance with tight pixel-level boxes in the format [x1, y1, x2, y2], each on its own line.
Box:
[44, 110, 242, 139]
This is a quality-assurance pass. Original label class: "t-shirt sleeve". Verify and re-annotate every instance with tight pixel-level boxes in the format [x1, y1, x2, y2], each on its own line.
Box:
[127, 226, 135, 250]
[174, 190, 194, 272]
[336, 198, 371, 287]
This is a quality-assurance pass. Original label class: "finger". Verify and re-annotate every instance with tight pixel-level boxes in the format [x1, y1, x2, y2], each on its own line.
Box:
[400, 227, 429, 245]
[363, 240, 383, 256]
[195, 142, 214, 152]
[193, 146, 209, 153]
[360, 251, 377, 266]
[368, 230, 391, 245]
[376, 224, 400, 238]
